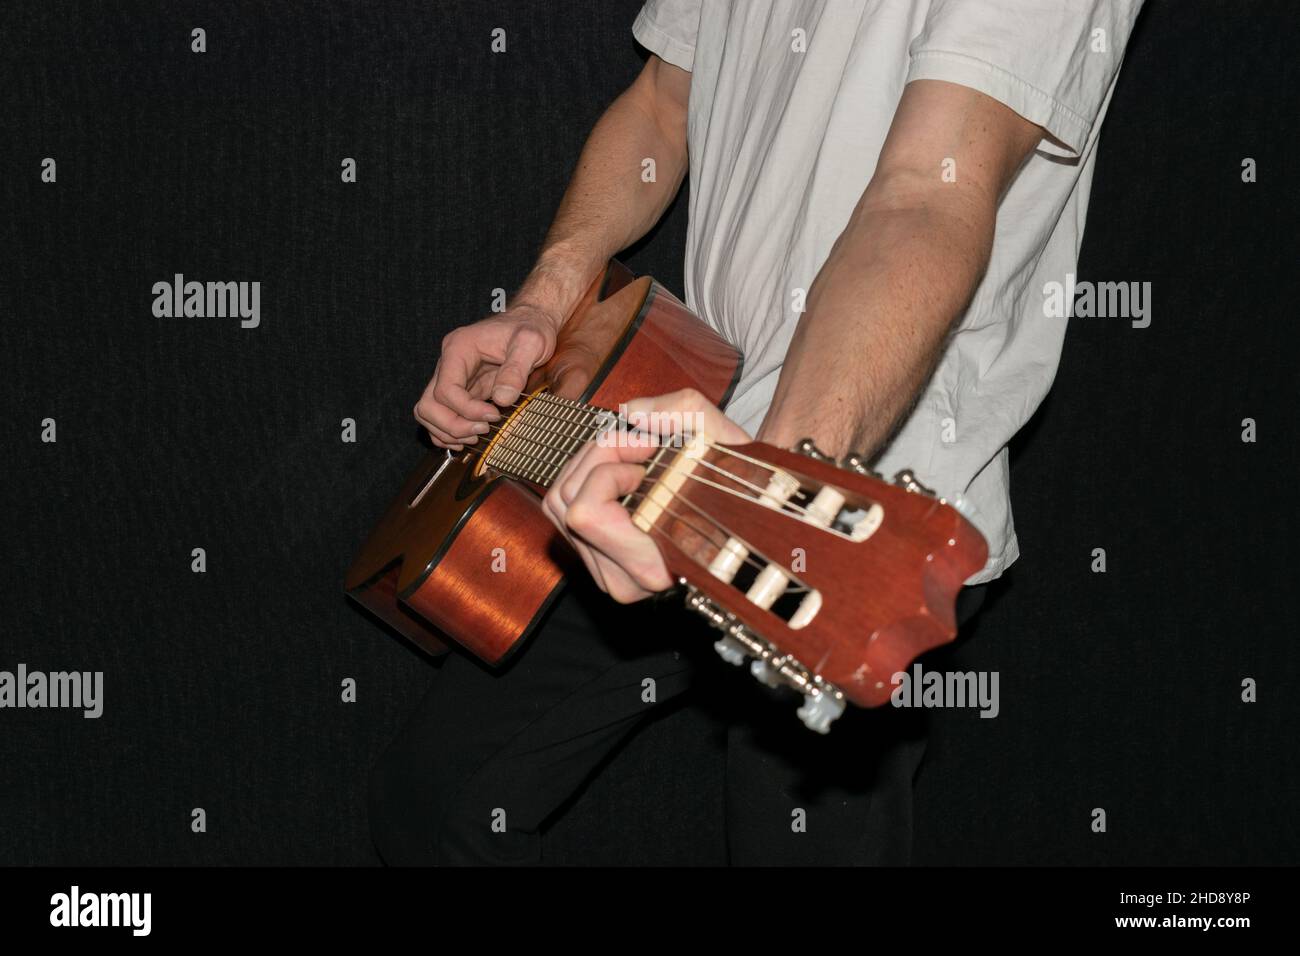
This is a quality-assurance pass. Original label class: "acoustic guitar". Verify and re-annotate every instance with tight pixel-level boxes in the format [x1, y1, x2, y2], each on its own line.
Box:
[346, 260, 987, 732]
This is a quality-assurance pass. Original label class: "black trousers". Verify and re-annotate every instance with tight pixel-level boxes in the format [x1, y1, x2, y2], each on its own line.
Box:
[369, 578, 986, 865]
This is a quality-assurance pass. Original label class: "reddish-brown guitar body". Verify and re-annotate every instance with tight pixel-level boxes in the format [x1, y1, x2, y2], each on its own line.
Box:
[345, 261, 743, 664]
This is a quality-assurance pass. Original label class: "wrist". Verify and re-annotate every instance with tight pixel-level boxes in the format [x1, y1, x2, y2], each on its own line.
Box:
[514, 248, 601, 331]
[758, 406, 861, 460]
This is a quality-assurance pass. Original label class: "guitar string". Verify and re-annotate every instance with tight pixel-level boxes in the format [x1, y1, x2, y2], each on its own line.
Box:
[483, 416, 816, 526]
[522, 434, 817, 593]
[443, 398, 823, 590]
[475, 395, 609, 476]
[449, 393, 835, 534]
[475, 395, 611, 455]
[503, 442, 829, 578]
[456, 394, 830, 595]
[638, 489, 812, 596]
[482, 416, 599, 472]
[628, 496, 771, 580]
[472, 393, 692, 478]
[480, 414, 831, 530]
[478, 398, 623, 475]
[477, 395, 607, 446]
[636, 495, 811, 591]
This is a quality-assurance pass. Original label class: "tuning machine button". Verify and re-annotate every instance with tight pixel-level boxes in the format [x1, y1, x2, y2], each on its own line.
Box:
[840, 451, 881, 478]
[797, 691, 846, 734]
[713, 637, 747, 667]
[892, 469, 936, 497]
[749, 659, 784, 688]
[794, 438, 833, 462]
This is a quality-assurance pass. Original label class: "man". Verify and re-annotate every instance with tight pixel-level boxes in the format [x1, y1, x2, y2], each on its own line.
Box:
[370, 0, 1142, 864]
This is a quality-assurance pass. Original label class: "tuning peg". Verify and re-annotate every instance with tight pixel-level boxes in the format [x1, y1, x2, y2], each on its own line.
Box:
[712, 637, 747, 667]
[892, 469, 935, 497]
[794, 438, 833, 461]
[840, 451, 880, 477]
[749, 659, 784, 688]
[797, 690, 846, 734]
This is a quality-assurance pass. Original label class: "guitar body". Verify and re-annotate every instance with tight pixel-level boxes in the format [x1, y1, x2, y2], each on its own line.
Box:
[345, 261, 744, 664]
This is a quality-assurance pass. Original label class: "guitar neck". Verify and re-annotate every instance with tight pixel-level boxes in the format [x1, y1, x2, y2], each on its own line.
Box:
[481, 390, 618, 489]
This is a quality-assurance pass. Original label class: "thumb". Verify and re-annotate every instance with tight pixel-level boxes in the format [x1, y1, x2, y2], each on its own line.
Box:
[491, 324, 549, 405]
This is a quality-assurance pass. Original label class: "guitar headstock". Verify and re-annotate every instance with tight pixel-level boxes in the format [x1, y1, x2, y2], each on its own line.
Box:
[631, 437, 987, 732]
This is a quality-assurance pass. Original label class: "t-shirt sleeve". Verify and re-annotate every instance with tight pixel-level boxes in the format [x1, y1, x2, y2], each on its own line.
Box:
[632, 0, 702, 72]
[906, 0, 1144, 156]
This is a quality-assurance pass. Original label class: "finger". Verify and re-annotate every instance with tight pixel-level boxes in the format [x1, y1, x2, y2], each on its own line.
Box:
[552, 481, 650, 602]
[561, 431, 667, 506]
[565, 462, 673, 593]
[490, 325, 548, 406]
[419, 423, 467, 451]
[467, 367, 497, 402]
[591, 420, 660, 462]
[585, 550, 653, 604]
[432, 344, 503, 423]
[558, 440, 606, 505]
[411, 403, 464, 445]
[571, 537, 619, 596]
[413, 398, 483, 446]
[542, 480, 567, 533]
[624, 388, 751, 444]
[415, 372, 490, 443]
[541, 480, 613, 595]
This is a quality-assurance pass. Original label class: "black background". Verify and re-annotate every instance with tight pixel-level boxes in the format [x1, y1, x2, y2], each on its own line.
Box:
[1, 0, 1296, 866]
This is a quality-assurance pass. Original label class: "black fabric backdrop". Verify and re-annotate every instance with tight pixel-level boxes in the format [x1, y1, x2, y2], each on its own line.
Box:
[1, 0, 1295, 866]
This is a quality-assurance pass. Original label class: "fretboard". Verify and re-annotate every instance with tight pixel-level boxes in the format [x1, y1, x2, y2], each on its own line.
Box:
[482, 391, 616, 488]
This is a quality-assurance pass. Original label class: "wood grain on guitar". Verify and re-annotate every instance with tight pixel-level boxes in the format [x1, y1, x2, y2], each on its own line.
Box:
[345, 260, 987, 732]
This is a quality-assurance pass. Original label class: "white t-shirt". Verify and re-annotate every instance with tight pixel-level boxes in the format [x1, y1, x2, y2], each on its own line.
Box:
[633, 0, 1141, 582]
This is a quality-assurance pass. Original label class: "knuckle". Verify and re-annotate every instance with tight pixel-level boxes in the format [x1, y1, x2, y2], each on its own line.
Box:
[677, 387, 705, 409]
[611, 577, 646, 604]
[514, 324, 545, 347]
[591, 462, 620, 489]
[565, 503, 593, 535]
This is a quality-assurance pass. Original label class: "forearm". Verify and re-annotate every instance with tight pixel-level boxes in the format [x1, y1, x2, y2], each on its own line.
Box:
[757, 174, 994, 459]
[515, 63, 689, 323]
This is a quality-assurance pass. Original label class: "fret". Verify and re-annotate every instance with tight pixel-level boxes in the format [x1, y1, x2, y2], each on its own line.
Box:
[483, 391, 626, 488]
[517, 399, 598, 448]
[511, 421, 572, 473]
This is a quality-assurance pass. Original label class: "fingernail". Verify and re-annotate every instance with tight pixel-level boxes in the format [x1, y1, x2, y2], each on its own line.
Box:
[473, 422, 490, 434]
